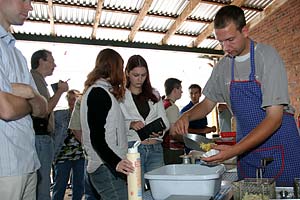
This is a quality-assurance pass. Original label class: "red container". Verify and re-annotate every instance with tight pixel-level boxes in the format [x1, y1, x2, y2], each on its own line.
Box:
[215, 132, 236, 145]
[220, 132, 236, 138]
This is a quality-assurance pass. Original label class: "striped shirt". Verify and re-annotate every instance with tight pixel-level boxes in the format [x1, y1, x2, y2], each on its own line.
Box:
[0, 25, 40, 176]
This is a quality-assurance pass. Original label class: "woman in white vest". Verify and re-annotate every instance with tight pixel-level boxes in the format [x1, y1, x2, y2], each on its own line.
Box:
[80, 48, 134, 200]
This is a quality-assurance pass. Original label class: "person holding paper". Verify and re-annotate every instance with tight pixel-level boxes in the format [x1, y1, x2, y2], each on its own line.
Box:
[120, 55, 169, 191]
[30, 49, 69, 200]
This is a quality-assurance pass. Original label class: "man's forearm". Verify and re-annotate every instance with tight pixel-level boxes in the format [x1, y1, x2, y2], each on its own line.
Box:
[0, 91, 32, 120]
[169, 123, 184, 142]
[48, 90, 64, 113]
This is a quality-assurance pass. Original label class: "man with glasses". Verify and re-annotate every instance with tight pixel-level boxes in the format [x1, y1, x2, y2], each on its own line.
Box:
[31, 49, 69, 199]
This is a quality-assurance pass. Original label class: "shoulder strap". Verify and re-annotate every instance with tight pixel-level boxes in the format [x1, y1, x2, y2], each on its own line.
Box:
[163, 99, 172, 110]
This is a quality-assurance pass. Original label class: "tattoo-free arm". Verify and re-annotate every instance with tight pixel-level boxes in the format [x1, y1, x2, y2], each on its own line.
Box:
[203, 105, 284, 163]
[11, 83, 48, 118]
[28, 93, 48, 117]
[48, 81, 69, 113]
[0, 91, 31, 120]
[174, 98, 216, 135]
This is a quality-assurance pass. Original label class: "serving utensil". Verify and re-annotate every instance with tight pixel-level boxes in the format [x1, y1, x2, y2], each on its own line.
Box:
[183, 133, 213, 151]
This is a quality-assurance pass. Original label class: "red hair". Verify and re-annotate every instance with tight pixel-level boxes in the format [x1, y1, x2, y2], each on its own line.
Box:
[84, 49, 125, 100]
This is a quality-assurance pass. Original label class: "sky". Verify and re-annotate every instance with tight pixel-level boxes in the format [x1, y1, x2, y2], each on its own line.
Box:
[16, 40, 214, 123]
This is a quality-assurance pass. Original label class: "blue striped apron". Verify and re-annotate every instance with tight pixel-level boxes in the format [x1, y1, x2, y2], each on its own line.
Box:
[230, 40, 300, 186]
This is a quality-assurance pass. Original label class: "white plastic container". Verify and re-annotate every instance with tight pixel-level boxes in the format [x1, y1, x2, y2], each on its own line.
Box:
[144, 164, 226, 200]
[127, 141, 142, 200]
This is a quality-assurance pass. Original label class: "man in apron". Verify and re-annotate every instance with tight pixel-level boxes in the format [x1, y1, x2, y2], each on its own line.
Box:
[174, 5, 300, 186]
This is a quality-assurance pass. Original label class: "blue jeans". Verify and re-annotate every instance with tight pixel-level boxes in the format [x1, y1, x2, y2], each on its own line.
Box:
[84, 160, 101, 200]
[35, 135, 54, 200]
[128, 141, 164, 191]
[52, 158, 85, 200]
[89, 164, 127, 200]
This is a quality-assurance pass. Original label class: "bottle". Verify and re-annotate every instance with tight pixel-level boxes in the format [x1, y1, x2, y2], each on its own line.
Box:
[127, 141, 142, 200]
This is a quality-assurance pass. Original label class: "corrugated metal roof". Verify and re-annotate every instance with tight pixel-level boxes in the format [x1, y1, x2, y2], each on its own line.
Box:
[12, 0, 280, 55]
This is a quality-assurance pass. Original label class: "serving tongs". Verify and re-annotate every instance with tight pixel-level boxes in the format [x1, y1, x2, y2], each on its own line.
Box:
[256, 157, 274, 179]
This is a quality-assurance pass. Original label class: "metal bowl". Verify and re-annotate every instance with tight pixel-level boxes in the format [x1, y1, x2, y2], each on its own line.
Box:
[183, 133, 212, 151]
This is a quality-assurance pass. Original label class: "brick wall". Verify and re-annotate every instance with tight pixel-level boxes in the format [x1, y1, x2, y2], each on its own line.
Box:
[250, 0, 300, 117]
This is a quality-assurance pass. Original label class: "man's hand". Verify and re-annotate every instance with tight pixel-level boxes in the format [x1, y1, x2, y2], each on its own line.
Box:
[210, 126, 217, 133]
[11, 83, 35, 99]
[202, 144, 236, 163]
[29, 95, 48, 117]
[174, 113, 190, 135]
[57, 80, 69, 93]
[0, 91, 31, 120]
[11, 83, 47, 117]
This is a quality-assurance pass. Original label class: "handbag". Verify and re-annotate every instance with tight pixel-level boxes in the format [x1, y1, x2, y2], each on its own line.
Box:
[31, 116, 49, 134]
[137, 117, 166, 141]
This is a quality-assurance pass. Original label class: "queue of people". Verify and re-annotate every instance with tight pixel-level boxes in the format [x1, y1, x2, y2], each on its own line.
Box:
[1, 1, 300, 200]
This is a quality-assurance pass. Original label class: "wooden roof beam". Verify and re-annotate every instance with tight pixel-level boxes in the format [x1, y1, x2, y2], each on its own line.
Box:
[128, 0, 153, 42]
[91, 0, 104, 39]
[192, 0, 246, 47]
[161, 0, 202, 45]
[48, 0, 55, 36]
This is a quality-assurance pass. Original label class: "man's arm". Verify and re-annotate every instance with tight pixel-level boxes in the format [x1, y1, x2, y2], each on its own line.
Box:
[174, 98, 216, 134]
[0, 83, 48, 120]
[0, 91, 32, 120]
[28, 93, 48, 117]
[203, 105, 283, 163]
[169, 123, 183, 142]
[11, 83, 48, 118]
[228, 105, 283, 155]
[48, 81, 68, 113]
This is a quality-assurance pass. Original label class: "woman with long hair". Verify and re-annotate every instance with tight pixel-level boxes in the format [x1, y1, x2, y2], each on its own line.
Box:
[120, 55, 169, 191]
[80, 48, 134, 200]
